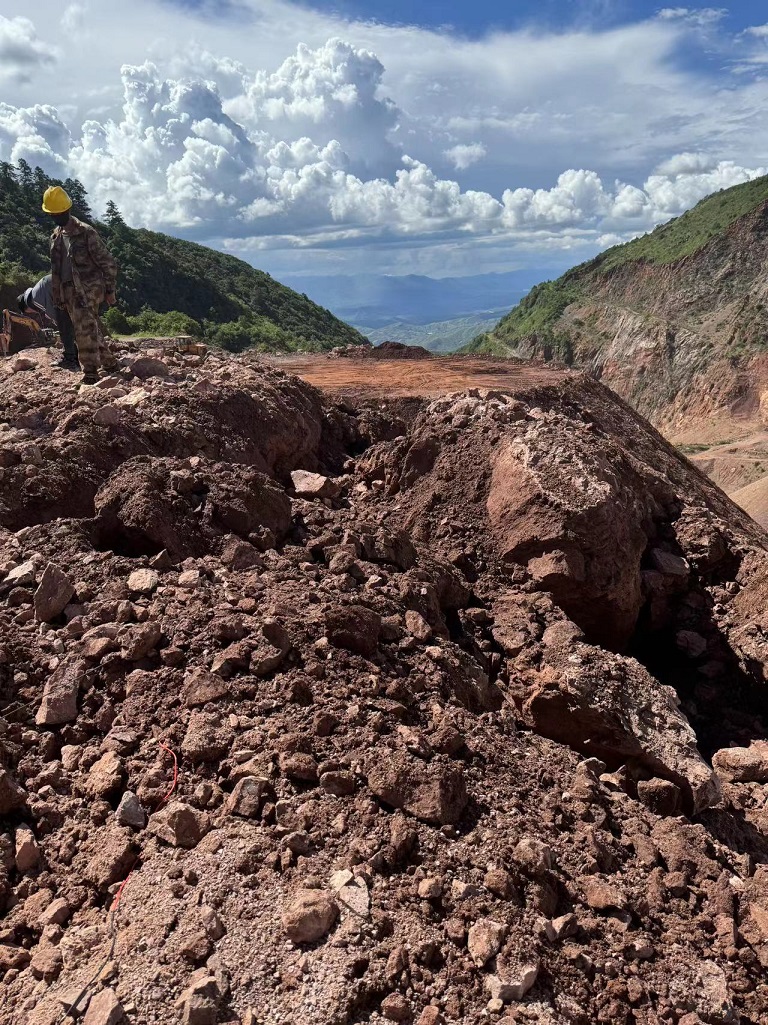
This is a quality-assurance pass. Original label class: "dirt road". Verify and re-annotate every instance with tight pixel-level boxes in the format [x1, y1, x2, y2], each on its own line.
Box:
[267, 354, 570, 400]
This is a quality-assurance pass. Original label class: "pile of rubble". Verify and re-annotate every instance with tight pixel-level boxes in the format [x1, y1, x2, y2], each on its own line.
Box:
[2, 345, 768, 1025]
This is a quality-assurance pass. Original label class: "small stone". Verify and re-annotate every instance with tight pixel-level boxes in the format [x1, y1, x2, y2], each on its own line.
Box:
[4, 560, 35, 587]
[281, 889, 338, 943]
[291, 470, 341, 500]
[120, 621, 163, 660]
[129, 356, 170, 380]
[40, 898, 71, 927]
[381, 993, 412, 1022]
[625, 936, 655, 960]
[280, 752, 319, 783]
[83, 986, 126, 1025]
[93, 405, 122, 427]
[367, 752, 467, 826]
[484, 867, 516, 900]
[329, 869, 355, 889]
[0, 768, 26, 814]
[36, 660, 84, 726]
[637, 778, 683, 816]
[15, 826, 41, 873]
[583, 878, 627, 911]
[713, 741, 768, 783]
[676, 630, 707, 658]
[84, 828, 136, 890]
[513, 837, 554, 875]
[468, 919, 506, 966]
[651, 549, 689, 577]
[325, 605, 382, 658]
[127, 568, 159, 595]
[116, 791, 146, 828]
[87, 752, 126, 798]
[416, 1009, 443, 1025]
[148, 802, 209, 848]
[176, 975, 220, 1025]
[545, 914, 578, 942]
[485, 963, 539, 1004]
[178, 569, 201, 589]
[30, 942, 63, 982]
[225, 777, 273, 819]
[405, 610, 433, 642]
[320, 770, 356, 796]
[183, 669, 230, 707]
[34, 563, 75, 622]
[451, 880, 480, 901]
[418, 877, 443, 900]
[337, 880, 371, 919]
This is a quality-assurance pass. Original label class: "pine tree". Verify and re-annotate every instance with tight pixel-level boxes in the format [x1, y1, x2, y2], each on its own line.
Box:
[105, 200, 126, 228]
[62, 177, 91, 219]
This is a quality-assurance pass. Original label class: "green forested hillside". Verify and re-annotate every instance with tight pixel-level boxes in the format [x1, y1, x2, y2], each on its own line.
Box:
[465, 173, 768, 354]
[0, 160, 366, 352]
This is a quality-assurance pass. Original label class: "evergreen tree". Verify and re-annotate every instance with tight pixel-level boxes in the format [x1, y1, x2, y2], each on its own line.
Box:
[104, 201, 125, 227]
[63, 177, 91, 220]
[0, 159, 365, 352]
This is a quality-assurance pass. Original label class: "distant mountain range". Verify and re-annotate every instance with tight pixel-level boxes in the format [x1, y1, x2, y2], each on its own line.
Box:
[282, 270, 548, 330]
[360, 314, 501, 352]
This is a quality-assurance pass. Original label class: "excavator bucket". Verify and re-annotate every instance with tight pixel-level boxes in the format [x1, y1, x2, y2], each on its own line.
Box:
[0, 309, 42, 357]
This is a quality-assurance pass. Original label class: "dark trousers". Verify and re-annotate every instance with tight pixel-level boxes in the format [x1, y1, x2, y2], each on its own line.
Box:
[54, 305, 77, 358]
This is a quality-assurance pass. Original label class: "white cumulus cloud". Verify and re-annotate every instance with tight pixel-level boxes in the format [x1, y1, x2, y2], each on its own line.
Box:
[0, 32, 765, 270]
[0, 102, 70, 174]
[444, 143, 487, 171]
[0, 15, 57, 84]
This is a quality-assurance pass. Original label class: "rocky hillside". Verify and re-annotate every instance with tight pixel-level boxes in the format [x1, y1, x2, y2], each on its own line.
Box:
[0, 160, 365, 354]
[466, 175, 768, 437]
[4, 343, 768, 1024]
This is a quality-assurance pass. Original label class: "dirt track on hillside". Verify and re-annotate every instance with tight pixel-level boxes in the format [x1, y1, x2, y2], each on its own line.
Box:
[268, 355, 571, 400]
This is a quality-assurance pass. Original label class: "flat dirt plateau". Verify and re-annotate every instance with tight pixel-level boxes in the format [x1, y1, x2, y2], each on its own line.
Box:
[6, 344, 768, 1025]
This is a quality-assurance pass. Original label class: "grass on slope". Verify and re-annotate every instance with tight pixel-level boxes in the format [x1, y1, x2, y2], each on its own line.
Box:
[475, 173, 768, 350]
[0, 159, 365, 353]
[596, 174, 768, 272]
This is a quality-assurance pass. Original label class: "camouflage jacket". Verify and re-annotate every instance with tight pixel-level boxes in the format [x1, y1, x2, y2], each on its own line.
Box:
[50, 216, 118, 305]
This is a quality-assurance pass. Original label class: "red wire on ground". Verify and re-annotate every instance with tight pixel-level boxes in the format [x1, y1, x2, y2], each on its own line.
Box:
[62, 742, 180, 1022]
[108, 741, 178, 914]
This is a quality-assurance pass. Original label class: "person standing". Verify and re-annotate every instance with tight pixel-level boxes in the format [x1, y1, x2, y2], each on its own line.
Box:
[43, 186, 119, 384]
[17, 273, 79, 370]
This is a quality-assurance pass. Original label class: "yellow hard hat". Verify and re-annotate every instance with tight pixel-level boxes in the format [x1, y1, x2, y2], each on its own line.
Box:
[42, 186, 72, 215]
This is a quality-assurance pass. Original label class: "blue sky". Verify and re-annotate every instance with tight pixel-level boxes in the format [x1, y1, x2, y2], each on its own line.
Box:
[182, 0, 768, 37]
[4, 0, 768, 281]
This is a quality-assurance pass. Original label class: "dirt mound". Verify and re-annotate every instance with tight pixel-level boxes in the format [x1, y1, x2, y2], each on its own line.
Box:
[373, 342, 433, 360]
[3, 345, 768, 1025]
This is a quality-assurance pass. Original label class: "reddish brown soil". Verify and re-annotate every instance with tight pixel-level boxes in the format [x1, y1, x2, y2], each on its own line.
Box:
[3, 343, 768, 1025]
[267, 355, 568, 401]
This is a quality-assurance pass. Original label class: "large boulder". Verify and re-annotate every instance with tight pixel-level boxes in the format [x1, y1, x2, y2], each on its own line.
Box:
[516, 640, 720, 814]
[486, 435, 662, 649]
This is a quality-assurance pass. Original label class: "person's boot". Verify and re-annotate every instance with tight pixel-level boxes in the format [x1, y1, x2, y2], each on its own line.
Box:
[56, 354, 80, 371]
[82, 371, 98, 386]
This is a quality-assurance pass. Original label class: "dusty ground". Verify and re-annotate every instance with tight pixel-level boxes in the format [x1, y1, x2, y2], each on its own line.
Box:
[266, 355, 569, 402]
[4, 342, 768, 1025]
